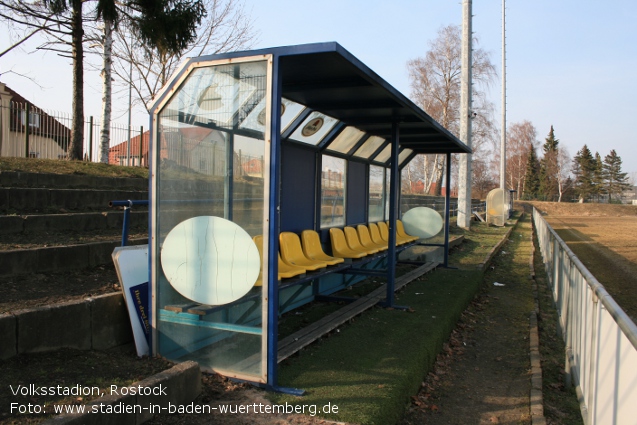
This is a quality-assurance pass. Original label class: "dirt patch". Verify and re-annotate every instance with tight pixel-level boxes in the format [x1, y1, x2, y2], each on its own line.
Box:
[0, 264, 120, 314]
[528, 201, 637, 217]
[0, 157, 148, 179]
[545, 216, 637, 321]
[0, 345, 174, 424]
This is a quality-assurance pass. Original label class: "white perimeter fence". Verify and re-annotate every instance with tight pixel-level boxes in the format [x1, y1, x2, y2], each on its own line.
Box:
[533, 207, 637, 425]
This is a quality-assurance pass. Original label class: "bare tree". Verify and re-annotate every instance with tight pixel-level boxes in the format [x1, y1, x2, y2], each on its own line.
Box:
[2, 0, 205, 161]
[555, 146, 572, 202]
[407, 25, 497, 195]
[108, 0, 257, 113]
[503, 120, 538, 199]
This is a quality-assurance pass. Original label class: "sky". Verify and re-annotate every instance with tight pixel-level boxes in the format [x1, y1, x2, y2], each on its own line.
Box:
[2, 0, 637, 176]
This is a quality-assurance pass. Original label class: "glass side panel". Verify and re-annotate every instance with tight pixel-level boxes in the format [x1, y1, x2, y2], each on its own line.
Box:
[399, 148, 414, 166]
[320, 155, 346, 228]
[239, 97, 304, 135]
[155, 60, 268, 382]
[369, 165, 385, 222]
[288, 111, 338, 145]
[353, 135, 385, 159]
[373, 144, 391, 163]
[326, 126, 365, 153]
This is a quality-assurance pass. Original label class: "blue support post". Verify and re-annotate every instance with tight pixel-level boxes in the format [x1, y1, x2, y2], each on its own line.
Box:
[109, 200, 149, 246]
[383, 122, 400, 307]
[265, 57, 304, 396]
[443, 153, 452, 268]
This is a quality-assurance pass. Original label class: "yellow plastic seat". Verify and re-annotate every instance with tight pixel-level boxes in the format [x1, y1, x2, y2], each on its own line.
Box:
[397, 219, 419, 243]
[344, 226, 379, 255]
[329, 228, 367, 259]
[368, 223, 389, 250]
[253, 235, 305, 285]
[279, 232, 328, 271]
[377, 221, 409, 245]
[356, 224, 387, 251]
[301, 230, 345, 266]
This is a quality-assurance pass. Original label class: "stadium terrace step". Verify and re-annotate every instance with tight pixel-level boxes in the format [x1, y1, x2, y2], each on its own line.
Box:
[0, 210, 148, 235]
[0, 171, 148, 190]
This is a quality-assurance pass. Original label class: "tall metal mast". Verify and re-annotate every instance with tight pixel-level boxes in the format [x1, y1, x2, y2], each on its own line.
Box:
[500, 0, 507, 190]
[457, 0, 473, 229]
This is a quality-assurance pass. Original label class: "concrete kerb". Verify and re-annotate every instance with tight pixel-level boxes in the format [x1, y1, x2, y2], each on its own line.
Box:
[0, 171, 148, 190]
[41, 361, 201, 425]
[0, 238, 147, 276]
[529, 220, 546, 425]
[0, 211, 148, 235]
[3, 293, 133, 358]
[0, 313, 17, 360]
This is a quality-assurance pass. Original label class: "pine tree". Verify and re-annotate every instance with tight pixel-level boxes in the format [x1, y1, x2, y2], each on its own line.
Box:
[591, 152, 604, 201]
[572, 144, 595, 202]
[603, 150, 631, 203]
[538, 126, 559, 201]
[523, 144, 540, 200]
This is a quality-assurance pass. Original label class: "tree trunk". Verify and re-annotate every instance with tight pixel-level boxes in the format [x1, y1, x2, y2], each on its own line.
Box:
[100, 19, 113, 164]
[434, 155, 445, 196]
[68, 0, 84, 160]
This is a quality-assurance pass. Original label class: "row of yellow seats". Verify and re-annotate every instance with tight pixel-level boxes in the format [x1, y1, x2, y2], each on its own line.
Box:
[330, 220, 418, 259]
[253, 231, 345, 285]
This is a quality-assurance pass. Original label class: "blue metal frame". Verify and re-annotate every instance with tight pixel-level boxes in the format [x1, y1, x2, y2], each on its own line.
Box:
[143, 42, 472, 394]
[444, 153, 452, 268]
[266, 55, 304, 396]
[383, 122, 400, 307]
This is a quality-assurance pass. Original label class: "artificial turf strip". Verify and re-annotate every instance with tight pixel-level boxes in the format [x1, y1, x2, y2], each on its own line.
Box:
[270, 267, 483, 425]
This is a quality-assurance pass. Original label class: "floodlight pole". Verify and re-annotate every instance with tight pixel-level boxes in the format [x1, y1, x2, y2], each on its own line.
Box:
[500, 0, 507, 190]
[457, 0, 473, 229]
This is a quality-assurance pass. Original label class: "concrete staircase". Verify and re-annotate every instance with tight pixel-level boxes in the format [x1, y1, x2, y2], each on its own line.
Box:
[0, 170, 149, 359]
[0, 171, 148, 276]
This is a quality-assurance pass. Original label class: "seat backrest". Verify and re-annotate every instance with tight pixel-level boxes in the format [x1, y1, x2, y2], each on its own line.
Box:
[377, 221, 389, 241]
[356, 224, 375, 247]
[253, 235, 264, 258]
[329, 227, 348, 253]
[368, 223, 386, 245]
[301, 230, 324, 258]
[396, 219, 408, 237]
[343, 226, 364, 250]
[279, 231, 306, 263]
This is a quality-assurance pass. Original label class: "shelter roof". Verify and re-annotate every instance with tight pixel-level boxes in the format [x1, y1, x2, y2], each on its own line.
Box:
[151, 42, 470, 159]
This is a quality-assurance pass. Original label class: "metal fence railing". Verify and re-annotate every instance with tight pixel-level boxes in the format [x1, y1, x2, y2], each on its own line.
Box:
[402, 194, 486, 219]
[1, 101, 147, 165]
[533, 207, 637, 425]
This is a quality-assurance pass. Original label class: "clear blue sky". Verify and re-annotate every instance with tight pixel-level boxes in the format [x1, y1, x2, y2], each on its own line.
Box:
[2, 0, 636, 175]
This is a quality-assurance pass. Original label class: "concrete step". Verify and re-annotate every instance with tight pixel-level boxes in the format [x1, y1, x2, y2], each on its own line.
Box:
[0, 187, 148, 213]
[0, 238, 147, 276]
[0, 211, 148, 235]
[0, 171, 148, 190]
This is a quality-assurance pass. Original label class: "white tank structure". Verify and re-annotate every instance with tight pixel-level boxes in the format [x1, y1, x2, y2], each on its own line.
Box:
[486, 188, 510, 227]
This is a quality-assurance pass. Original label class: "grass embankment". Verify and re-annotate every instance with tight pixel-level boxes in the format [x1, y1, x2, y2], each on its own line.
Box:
[0, 157, 148, 179]
[532, 233, 584, 424]
[270, 217, 516, 424]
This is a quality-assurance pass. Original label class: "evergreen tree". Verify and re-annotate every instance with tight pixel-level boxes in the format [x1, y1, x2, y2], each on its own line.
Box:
[538, 126, 559, 201]
[602, 150, 631, 203]
[591, 152, 604, 201]
[572, 144, 595, 202]
[523, 144, 540, 199]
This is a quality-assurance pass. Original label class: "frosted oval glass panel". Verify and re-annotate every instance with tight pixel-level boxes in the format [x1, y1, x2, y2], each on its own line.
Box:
[402, 207, 443, 239]
[161, 216, 260, 305]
